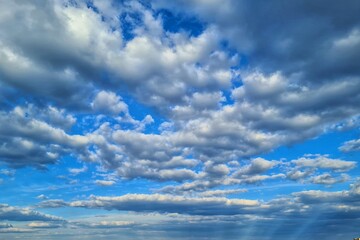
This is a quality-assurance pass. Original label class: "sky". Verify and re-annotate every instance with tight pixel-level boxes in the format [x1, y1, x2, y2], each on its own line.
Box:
[0, 0, 360, 239]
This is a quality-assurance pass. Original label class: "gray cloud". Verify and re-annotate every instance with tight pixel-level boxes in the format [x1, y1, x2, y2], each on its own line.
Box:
[339, 138, 360, 152]
[0, 223, 13, 228]
[27, 221, 63, 229]
[0, 0, 235, 112]
[0, 169, 15, 176]
[0, 1, 359, 239]
[291, 154, 356, 172]
[94, 180, 116, 186]
[146, 0, 360, 163]
[37, 200, 68, 209]
[73, 220, 135, 229]
[155, 0, 360, 82]
[233, 158, 277, 176]
[36, 194, 49, 200]
[36, 179, 360, 222]
[310, 173, 349, 185]
[0, 227, 35, 233]
[91, 91, 128, 116]
[286, 169, 314, 181]
[68, 166, 88, 176]
[40, 194, 259, 216]
[0, 0, 359, 180]
[0, 204, 63, 222]
[0, 105, 88, 168]
[198, 189, 247, 197]
[25, 179, 360, 239]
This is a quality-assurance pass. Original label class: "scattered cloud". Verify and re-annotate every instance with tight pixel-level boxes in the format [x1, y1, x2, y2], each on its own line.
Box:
[292, 154, 356, 172]
[0, 0, 359, 239]
[94, 180, 116, 186]
[68, 166, 88, 176]
[0, 204, 64, 222]
[36, 194, 49, 200]
[339, 138, 360, 152]
[73, 220, 135, 228]
[27, 221, 63, 229]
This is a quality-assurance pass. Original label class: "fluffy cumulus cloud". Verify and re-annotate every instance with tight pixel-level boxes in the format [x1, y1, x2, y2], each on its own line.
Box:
[91, 91, 128, 116]
[0, 0, 360, 239]
[0, 104, 89, 168]
[292, 154, 356, 172]
[0, 0, 358, 179]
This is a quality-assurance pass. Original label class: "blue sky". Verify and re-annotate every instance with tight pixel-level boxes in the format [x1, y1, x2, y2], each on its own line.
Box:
[0, 0, 360, 239]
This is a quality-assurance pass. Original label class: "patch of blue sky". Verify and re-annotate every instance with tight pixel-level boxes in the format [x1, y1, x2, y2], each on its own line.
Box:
[260, 129, 360, 161]
[119, 11, 143, 42]
[123, 93, 166, 134]
[156, 9, 206, 37]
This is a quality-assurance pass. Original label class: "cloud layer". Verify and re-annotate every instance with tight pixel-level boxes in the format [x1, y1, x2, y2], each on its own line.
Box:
[0, 0, 359, 239]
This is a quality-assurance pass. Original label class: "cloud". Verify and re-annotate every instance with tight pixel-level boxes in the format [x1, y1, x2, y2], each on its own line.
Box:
[284, 155, 356, 184]
[0, 1, 359, 239]
[155, 0, 360, 83]
[68, 166, 88, 176]
[310, 173, 349, 185]
[286, 169, 314, 181]
[0, 169, 15, 177]
[73, 220, 135, 228]
[203, 162, 230, 178]
[0, 0, 358, 183]
[0, 223, 13, 228]
[36, 194, 49, 200]
[27, 221, 63, 229]
[37, 179, 360, 221]
[0, 105, 89, 168]
[0, 0, 235, 113]
[91, 91, 128, 116]
[233, 158, 277, 176]
[198, 189, 247, 197]
[37, 199, 68, 209]
[95, 180, 116, 186]
[158, 153, 354, 195]
[41, 194, 259, 216]
[0, 204, 64, 222]
[145, 0, 360, 164]
[30, 179, 360, 239]
[339, 138, 360, 152]
[292, 154, 356, 172]
[0, 227, 35, 233]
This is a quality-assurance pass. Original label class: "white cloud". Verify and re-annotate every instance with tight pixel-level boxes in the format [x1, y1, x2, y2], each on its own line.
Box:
[36, 194, 48, 200]
[0, 223, 13, 229]
[0, 169, 15, 176]
[0, 105, 89, 168]
[292, 155, 356, 172]
[0, 204, 64, 222]
[74, 220, 135, 228]
[65, 193, 259, 215]
[91, 91, 128, 115]
[95, 180, 116, 186]
[198, 189, 247, 197]
[68, 166, 88, 176]
[27, 221, 62, 228]
[233, 158, 277, 176]
[339, 138, 360, 152]
[311, 173, 349, 185]
[0, 1, 359, 239]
